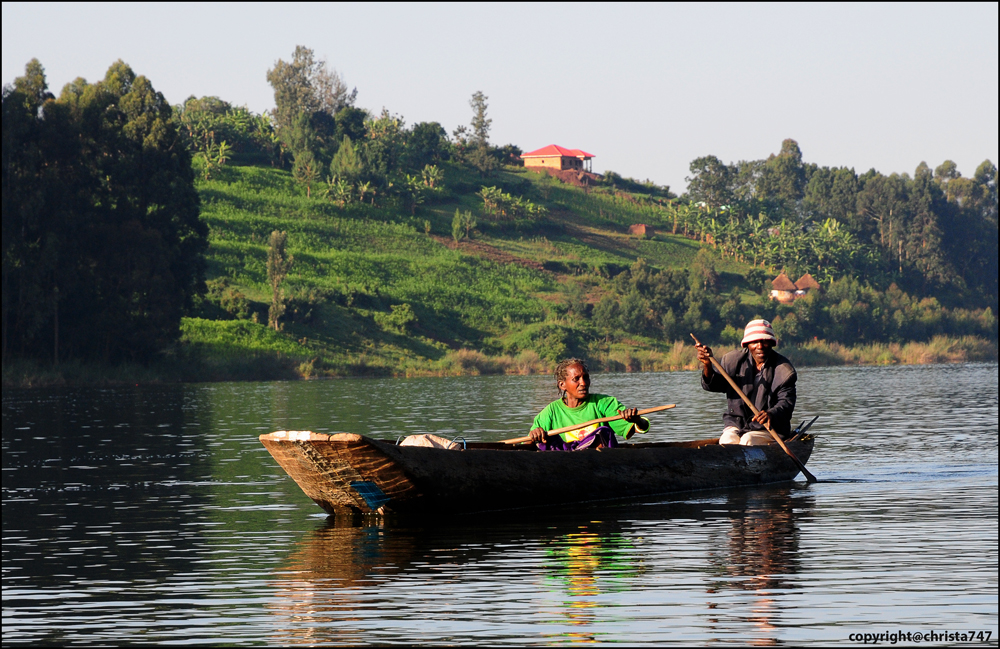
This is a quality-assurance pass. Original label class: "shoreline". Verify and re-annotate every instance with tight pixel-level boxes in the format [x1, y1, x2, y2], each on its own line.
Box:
[3, 335, 996, 389]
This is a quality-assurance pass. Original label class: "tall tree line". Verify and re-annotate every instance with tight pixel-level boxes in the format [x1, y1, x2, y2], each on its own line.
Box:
[2, 59, 206, 364]
[684, 140, 998, 309]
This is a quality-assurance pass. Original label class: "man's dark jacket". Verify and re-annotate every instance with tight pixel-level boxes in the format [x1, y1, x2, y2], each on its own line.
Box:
[701, 348, 797, 436]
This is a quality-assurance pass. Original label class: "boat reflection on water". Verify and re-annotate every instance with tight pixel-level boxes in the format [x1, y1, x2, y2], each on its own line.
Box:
[535, 526, 646, 643]
[266, 516, 414, 645]
[706, 486, 812, 646]
[267, 486, 810, 644]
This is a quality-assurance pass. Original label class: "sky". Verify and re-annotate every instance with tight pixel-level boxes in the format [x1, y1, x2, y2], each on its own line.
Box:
[3, 2, 998, 193]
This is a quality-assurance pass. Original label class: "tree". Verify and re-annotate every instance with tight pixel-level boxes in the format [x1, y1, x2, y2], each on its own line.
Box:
[452, 209, 464, 242]
[2, 58, 206, 363]
[731, 159, 764, 201]
[283, 109, 334, 178]
[592, 295, 620, 332]
[462, 210, 477, 238]
[972, 160, 997, 222]
[493, 143, 523, 167]
[293, 149, 321, 197]
[329, 135, 365, 185]
[363, 110, 405, 186]
[324, 177, 353, 206]
[804, 166, 858, 223]
[195, 138, 231, 180]
[334, 106, 368, 145]
[469, 91, 491, 147]
[406, 121, 449, 169]
[685, 155, 733, 209]
[402, 173, 425, 215]
[619, 289, 650, 334]
[934, 160, 960, 185]
[467, 145, 498, 176]
[266, 45, 356, 134]
[467, 146, 498, 176]
[312, 61, 357, 116]
[421, 164, 443, 188]
[267, 230, 293, 331]
[11, 58, 51, 106]
[906, 162, 953, 287]
[266, 46, 318, 133]
[451, 209, 477, 241]
[689, 249, 719, 292]
[464, 91, 496, 176]
[757, 138, 807, 205]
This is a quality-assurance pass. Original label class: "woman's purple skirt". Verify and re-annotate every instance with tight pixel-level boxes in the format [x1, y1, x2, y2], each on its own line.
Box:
[536, 425, 618, 451]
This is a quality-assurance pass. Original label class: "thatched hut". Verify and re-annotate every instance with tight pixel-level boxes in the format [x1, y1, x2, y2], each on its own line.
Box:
[769, 273, 798, 304]
[770, 272, 822, 303]
[794, 273, 821, 297]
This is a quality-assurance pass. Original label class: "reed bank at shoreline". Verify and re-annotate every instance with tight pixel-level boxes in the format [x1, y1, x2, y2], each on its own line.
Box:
[4, 335, 995, 388]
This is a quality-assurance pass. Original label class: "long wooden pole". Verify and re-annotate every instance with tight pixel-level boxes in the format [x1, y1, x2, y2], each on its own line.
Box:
[501, 405, 675, 445]
[690, 333, 817, 483]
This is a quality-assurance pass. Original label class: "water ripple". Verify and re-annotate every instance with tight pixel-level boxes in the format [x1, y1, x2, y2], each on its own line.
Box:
[3, 364, 997, 644]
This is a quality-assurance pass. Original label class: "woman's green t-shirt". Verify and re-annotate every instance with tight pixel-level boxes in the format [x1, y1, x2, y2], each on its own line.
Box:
[531, 394, 648, 442]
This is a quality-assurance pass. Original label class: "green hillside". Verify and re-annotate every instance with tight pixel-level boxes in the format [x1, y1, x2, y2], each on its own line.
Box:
[180, 160, 996, 381]
[4, 55, 995, 387]
[182, 162, 734, 378]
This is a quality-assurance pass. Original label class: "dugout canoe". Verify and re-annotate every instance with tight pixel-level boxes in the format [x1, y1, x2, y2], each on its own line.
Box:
[259, 432, 816, 516]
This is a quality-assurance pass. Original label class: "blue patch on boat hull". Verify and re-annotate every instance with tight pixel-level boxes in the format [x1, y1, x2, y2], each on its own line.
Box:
[743, 447, 768, 467]
[350, 481, 391, 510]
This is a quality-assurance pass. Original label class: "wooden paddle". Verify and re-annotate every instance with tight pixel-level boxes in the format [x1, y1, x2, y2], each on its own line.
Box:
[690, 333, 818, 483]
[501, 404, 676, 445]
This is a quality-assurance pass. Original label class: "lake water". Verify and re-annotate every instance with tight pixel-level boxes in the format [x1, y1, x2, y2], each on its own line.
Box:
[3, 364, 998, 645]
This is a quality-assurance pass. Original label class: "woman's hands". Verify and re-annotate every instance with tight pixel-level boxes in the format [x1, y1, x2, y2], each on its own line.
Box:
[529, 408, 645, 443]
[618, 407, 641, 424]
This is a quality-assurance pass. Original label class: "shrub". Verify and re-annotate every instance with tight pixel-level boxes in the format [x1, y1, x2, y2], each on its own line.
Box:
[720, 324, 742, 346]
[373, 303, 417, 333]
[501, 323, 586, 362]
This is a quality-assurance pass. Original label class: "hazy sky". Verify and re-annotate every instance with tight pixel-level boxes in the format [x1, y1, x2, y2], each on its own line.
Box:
[3, 2, 997, 192]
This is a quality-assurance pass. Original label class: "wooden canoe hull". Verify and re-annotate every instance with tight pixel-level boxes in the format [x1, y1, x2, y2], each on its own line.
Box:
[260, 432, 815, 516]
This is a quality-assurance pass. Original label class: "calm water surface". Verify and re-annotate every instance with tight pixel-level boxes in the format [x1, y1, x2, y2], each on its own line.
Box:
[3, 364, 998, 645]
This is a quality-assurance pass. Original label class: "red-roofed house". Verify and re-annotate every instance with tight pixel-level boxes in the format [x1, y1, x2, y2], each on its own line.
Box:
[521, 144, 595, 172]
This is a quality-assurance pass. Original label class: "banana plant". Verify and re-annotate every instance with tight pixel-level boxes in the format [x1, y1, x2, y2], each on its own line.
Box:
[421, 164, 443, 189]
[215, 141, 232, 167]
[357, 181, 374, 205]
[477, 186, 503, 220]
[403, 174, 425, 215]
[196, 135, 222, 180]
[324, 177, 352, 207]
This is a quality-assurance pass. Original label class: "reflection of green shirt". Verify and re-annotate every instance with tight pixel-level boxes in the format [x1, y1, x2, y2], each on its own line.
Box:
[531, 394, 649, 442]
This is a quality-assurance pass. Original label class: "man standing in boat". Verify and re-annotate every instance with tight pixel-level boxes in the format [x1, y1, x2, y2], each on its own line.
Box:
[694, 319, 797, 446]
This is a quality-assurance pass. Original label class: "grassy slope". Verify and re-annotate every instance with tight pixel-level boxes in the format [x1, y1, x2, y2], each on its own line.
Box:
[182, 162, 753, 378]
[5, 162, 993, 388]
[177, 162, 995, 381]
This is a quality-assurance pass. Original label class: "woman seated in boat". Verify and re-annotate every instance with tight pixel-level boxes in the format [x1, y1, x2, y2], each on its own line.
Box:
[527, 358, 649, 451]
